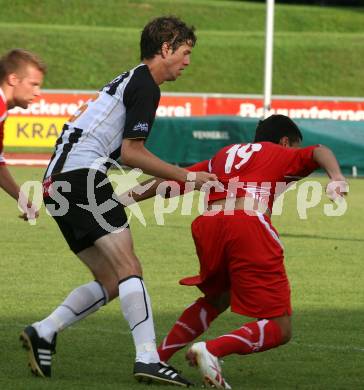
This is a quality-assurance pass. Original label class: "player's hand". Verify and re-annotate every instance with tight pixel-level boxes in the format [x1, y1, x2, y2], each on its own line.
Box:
[18, 195, 39, 223]
[119, 191, 135, 207]
[188, 171, 223, 191]
[325, 178, 348, 201]
[19, 202, 39, 222]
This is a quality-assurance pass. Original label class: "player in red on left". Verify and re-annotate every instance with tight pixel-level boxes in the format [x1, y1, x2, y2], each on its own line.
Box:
[0, 48, 46, 220]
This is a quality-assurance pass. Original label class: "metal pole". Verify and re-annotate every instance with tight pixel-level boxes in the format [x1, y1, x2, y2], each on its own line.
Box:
[263, 0, 275, 119]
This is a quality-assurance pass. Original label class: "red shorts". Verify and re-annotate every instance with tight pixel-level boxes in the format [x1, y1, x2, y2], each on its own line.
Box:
[180, 210, 292, 319]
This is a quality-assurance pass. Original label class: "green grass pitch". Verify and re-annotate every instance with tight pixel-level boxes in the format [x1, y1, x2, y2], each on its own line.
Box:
[0, 0, 363, 96]
[0, 166, 363, 389]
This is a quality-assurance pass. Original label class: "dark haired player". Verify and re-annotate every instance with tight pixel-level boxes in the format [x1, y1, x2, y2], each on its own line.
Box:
[126, 115, 347, 389]
[20, 16, 217, 386]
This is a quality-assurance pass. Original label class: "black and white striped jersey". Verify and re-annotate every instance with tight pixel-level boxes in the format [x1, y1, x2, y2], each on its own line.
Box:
[45, 63, 160, 178]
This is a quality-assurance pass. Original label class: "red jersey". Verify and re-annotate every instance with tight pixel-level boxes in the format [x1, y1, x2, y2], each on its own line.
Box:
[187, 142, 319, 212]
[0, 88, 7, 166]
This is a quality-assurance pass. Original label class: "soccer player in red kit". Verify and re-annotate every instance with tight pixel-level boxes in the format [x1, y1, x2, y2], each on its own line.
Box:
[0, 49, 46, 220]
[126, 115, 348, 389]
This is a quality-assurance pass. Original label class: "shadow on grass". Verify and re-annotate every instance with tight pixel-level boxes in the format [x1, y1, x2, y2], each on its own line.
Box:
[1, 308, 363, 390]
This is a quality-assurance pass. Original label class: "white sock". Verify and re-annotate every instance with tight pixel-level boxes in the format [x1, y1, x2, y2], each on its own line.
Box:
[119, 276, 159, 364]
[34, 280, 108, 343]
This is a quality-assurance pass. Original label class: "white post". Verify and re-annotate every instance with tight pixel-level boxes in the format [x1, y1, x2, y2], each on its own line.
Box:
[263, 0, 275, 119]
[352, 166, 358, 178]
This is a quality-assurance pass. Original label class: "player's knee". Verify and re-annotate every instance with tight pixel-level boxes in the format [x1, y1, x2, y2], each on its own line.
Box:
[271, 315, 292, 345]
[95, 230, 142, 277]
[115, 253, 142, 278]
[102, 282, 119, 301]
[280, 326, 292, 345]
[205, 292, 230, 314]
[95, 276, 119, 300]
[105, 246, 142, 278]
[278, 321, 292, 345]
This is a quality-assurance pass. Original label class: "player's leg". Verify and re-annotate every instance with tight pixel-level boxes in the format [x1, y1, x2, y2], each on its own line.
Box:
[204, 213, 292, 355]
[33, 245, 115, 341]
[195, 313, 290, 358]
[199, 286, 291, 358]
[77, 244, 120, 299]
[186, 212, 291, 388]
[22, 169, 192, 385]
[158, 214, 230, 364]
[272, 313, 292, 344]
[20, 245, 112, 378]
[93, 229, 158, 361]
[157, 292, 229, 363]
[186, 314, 290, 390]
[20, 170, 126, 378]
[94, 229, 193, 387]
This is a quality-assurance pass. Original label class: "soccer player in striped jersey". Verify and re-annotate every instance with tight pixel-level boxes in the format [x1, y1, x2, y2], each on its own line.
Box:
[125, 115, 348, 389]
[21, 16, 217, 387]
[0, 49, 46, 221]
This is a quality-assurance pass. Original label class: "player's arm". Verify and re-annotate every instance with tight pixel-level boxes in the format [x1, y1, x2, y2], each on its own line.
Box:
[121, 75, 217, 189]
[119, 176, 164, 206]
[0, 121, 37, 219]
[0, 164, 21, 200]
[121, 139, 216, 189]
[0, 164, 39, 220]
[290, 144, 348, 199]
[119, 160, 211, 206]
[122, 138, 188, 182]
[283, 144, 347, 200]
[312, 145, 348, 200]
[312, 145, 345, 181]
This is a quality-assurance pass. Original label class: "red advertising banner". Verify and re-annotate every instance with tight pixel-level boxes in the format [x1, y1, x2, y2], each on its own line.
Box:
[158, 96, 205, 116]
[9, 92, 97, 118]
[8, 91, 364, 121]
[5, 90, 364, 148]
[8, 93, 205, 118]
[206, 97, 364, 121]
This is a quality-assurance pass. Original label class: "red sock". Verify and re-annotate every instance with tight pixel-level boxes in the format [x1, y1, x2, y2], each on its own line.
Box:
[206, 319, 283, 358]
[158, 297, 219, 362]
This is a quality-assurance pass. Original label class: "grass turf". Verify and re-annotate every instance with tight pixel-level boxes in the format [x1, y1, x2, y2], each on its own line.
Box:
[0, 166, 363, 389]
[0, 0, 363, 95]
